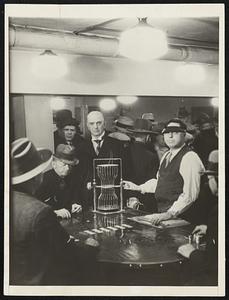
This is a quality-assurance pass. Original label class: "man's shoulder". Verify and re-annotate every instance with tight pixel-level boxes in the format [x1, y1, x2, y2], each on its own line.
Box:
[12, 191, 51, 214]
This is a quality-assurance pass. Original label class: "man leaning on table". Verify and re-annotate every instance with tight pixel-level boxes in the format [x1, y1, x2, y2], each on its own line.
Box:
[124, 118, 205, 225]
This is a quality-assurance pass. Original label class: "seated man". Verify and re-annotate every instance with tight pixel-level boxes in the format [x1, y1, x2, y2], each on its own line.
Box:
[10, 138, 99, 285]
[124, 118, 205, 224]
[177, 150, 218, 285]
[36, 144, 84, 219]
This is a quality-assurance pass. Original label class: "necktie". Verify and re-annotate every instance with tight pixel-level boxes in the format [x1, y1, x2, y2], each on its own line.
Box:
[165, 152, 172, 168]
[94, 140, 102, 155]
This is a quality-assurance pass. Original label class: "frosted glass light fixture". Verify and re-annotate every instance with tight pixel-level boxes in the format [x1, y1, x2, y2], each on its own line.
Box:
[119, 18, 168, 61]
[211, 97, 218, 107]
[116, 96, 138, 105]
[31, 50, 68, 79]
[99, 98, 117, 112]
[50, 97, 66, 110]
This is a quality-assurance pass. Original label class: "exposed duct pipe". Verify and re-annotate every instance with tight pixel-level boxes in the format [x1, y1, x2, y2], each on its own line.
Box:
[9, 26, 218, 64]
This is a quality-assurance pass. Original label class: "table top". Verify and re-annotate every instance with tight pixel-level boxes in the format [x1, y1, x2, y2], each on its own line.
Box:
[61, 208, 193, 267]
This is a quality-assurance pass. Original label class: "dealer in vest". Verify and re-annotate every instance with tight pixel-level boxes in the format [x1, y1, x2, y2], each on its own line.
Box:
[123, 118, 204, 225]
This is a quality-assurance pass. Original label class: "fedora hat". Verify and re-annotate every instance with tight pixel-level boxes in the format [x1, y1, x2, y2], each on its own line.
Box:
[142, 113, 158, 125]
[53, 144, 79, 166]
[162, 118, 187, 134]
[114, 116, 134, 132]
[130, 118, 154, 134]
[108, 131, 131, 142]
[202, 150, 218, 175]
[11, 138, 52, 185]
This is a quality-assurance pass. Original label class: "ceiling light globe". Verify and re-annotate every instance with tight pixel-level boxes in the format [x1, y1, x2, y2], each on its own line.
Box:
[99, 98, 117, 112]
[211, 97, 218, 107]
[116, 96, 138, 105]
[119, 25, 168, 61]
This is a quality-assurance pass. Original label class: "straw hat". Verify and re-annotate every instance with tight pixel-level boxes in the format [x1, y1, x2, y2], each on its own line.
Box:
[162, 118, 187, 134]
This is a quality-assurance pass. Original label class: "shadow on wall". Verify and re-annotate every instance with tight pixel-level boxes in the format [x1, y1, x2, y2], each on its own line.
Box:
[66, 56, 115, 84]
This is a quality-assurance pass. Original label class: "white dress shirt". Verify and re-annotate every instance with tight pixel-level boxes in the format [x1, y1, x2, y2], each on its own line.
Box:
[139, 145, 205, 217]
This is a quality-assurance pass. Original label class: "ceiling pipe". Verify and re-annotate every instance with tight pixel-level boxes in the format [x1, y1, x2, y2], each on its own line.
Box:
[9, 26, 218, 64]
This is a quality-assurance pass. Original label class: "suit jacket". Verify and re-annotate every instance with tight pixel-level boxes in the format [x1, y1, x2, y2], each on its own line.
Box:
[10, 191, 98, 285]
[79, 131, 122, 180]
[36, 156, 89, 211]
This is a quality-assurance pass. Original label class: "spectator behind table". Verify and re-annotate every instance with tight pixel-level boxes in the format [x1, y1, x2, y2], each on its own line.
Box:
[54, 109, 72, 149]
[151, 122, 169, 161]
[10, 138, 99, 285]
[177, 106, 196, 148]
[124, 118, 205, 224]
[177, 150, 218, 285]
[81, 111, 122, 202]
[192, 112, 218, 167]
[142, 113, 159, 153]
[36, 144, 85, 219]
[125, 118, 159, 212]
[59, 117, 84, 150]
[108, 115, 135, 180]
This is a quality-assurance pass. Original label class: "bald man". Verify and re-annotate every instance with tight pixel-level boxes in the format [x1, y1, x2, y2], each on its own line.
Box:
[81, 111, 121, 164]
[80, 111, 122, 204]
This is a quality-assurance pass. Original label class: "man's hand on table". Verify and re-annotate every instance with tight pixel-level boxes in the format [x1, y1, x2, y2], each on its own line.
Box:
[85, 237, 99, 248]
[177, 244, 196, 259]
[54, 208, 71, 219]
[145, 212, 173, 225]
[71, 203, 82, 214]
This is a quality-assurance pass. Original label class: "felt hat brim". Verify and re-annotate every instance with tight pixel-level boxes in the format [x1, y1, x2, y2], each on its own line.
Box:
[12, 149, 52, 185]
[53, 155, 79, 166]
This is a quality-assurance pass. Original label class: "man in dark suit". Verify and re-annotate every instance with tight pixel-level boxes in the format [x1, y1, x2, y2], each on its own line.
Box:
[10, 138, 99, 285]
[82, 111, 122, 176]
[79, 111, 122, 208]
[36, 144, 88, 219]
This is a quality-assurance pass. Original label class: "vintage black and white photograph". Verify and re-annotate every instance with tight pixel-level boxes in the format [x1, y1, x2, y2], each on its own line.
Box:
[4, 4, 225, 296]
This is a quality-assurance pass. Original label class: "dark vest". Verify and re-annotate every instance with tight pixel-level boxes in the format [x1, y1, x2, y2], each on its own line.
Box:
[155, 145, 191, 212]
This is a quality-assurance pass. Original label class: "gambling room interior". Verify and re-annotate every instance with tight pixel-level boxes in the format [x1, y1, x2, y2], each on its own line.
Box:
[9, 16, 219, 286]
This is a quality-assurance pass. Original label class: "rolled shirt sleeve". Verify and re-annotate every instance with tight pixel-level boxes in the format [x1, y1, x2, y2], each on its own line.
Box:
[168, 151, 205, 217]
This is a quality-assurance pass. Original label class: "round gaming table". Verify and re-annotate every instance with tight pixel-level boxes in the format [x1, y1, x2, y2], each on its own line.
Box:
[61, 208, 195, 285]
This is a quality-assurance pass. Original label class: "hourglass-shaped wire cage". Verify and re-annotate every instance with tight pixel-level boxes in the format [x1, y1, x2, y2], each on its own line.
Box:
[92, 158, 124, 214]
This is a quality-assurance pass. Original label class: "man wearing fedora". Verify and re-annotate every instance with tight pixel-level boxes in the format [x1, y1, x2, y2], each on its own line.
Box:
[177, 150, 218, 285]
[10, 138, 99, 285]
[108, 115, 135, 180]
[36, 144, 86, 219]
[124, 118, 204, 224]
[125, 118, 159, 213]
